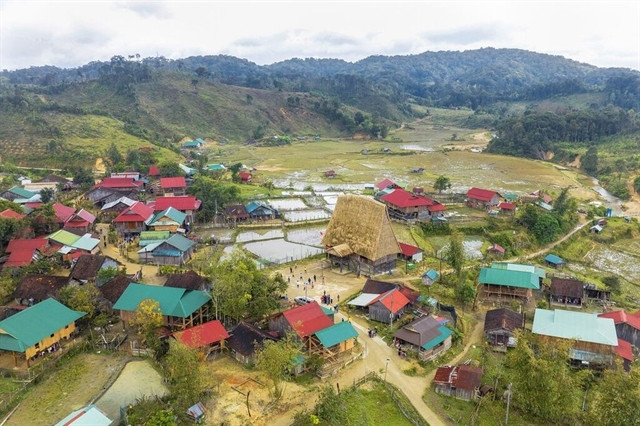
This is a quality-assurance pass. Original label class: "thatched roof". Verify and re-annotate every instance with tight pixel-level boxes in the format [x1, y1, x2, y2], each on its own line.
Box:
[322, 195, 400, 261]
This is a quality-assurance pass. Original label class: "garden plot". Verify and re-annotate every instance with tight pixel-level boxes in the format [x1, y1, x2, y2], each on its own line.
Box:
[283, 209, 331, 222]
[268, 198, 308, 211]
[286, 227, 326, 247]
[432, 236, 484, 260]
[236, 229, 284, 243]
[583, 246, 640, 284]
[243, 239, 323, 264]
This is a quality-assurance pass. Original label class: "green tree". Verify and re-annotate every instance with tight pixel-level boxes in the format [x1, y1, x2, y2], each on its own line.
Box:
[587, 366, 640, 426]
[187, 175, 240, 222]
[433, 175, 452, 193]
[634, 176, 640, 194]
[531, 213, 561, 244]
[505, 331, 585, 422]
[59, 283, 100, 320]
[455, 282, 476, 306]
[0, 273, 17, 305]
[602, 276, 621, 294]
[132, 299, 164, 354]
[105, 142, 124, 168]
[582, 146, 598, 175]
[72, 167, 95, 189]
[164, 340, 207, 415]
[29, 204, 58, 235]
[158, 160, 183, 177]
[97, 265, 119, 285]
[256, 336, 302, 399]
[443, 228, 465, 277]
[39, 187, 54, 203]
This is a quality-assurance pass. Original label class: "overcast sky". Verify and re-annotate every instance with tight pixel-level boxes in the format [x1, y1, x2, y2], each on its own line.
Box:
[1, 1, 639, 71]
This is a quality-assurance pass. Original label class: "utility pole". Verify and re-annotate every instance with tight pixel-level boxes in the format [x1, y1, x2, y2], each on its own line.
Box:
[384, 358, 390, 382]
[505, 382, 512, 426]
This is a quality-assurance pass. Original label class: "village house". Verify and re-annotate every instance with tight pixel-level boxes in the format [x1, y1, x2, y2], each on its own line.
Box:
[324, 170, 336, 179]
[484, 308, 524, 351]
[139, 231, 170, 247]
[13, 275, 69, 306]
[598, 310, 640, 349]
[113, 283, 211, 331]
[0, 187, 40, 204]
[164, 270, 208, 291]
[498, 202, 516, 214]
[322, 195, 400, 275]
[379, 188, 446, 220]
[64, 209, 96, 234]
[478, 267, 540, 301]
[113, 201, 154, 236]
[486, 243, 505, 257]
[172, 320, 229, 354]
[394, 316, 453, 361]
[0, 298, 85, 367]
[245, 201, 277, 220]
[491, 262, 546, 284]
[421, 269, 439, 286]
[182, 139, 204, 149]
[544, 254, 566, 269]
[398, 242, 423, 263]
[98, 275, 135, 312]
[532, 308, 618, 368]
[153, 196, 201, 225]
[306, 321, 360, 377]
[347, 279, 410, 324]
[433, 365, 483, 401]
[146, 207, 187, 233]
[99, 196, 137, 218]
[160, 177, 187, 196]
[268, 301, 333, 349]
[137, 234, 195, 265]
[69, 254, 119, 285]
[226, 321, 278, 365]
[55, 405, 112, 426]
[0, 209, 26, 221]
[52, 203, 76, 227]
[466, 187, 501, 209]
[93, 177, 144, 192]
[3, 238, 50, 270]
[238, 172, 252, 183]
[375, 178, 402, 191]
[225, 204, 250, 224]
[550, 277, 584, 308]
[85, 186, 139, 208]
[47, 230, 101, 256]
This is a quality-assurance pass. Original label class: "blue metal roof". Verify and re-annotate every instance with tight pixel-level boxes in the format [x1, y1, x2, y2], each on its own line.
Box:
[544, 254, 565, 265]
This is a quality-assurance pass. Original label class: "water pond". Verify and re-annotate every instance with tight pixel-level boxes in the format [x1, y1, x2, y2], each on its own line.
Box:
[287, 227, 326, 247]
[236, 229, 284, 243]
[243, 239, 324, 264]
[283, 209, 332, 222]
[268, 198, 308, 211]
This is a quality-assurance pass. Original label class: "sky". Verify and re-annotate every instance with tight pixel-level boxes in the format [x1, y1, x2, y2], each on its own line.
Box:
[1, 1, 639, 71]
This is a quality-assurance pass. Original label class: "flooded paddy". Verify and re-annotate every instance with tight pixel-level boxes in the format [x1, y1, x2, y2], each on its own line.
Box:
[243, 239, 324, 264]
[583, 246, 640, 283]
[286, 227, 325, 246]
[283, 209, 331, 222]
[268, 198, 308, 211]
[431, 235, 485, 260]
[236, 229, 284, 242]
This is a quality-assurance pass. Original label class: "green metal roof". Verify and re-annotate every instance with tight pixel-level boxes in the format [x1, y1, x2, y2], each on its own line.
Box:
[0, 298, 85, 353]
[314, 321, 358, 348]
[166, 234, 195, 251]
[48, 229, 81, 246]
[73, 234, 100, 251]
[321, 306, 335, 316]
[478, 268, 540, 290]
[532, 309, 617, 346]
[8, 186, 36, 199]
[206, 163, 226, 171]
[544, 254, 565, 265]
[503, 193, 519, 200]
[491, 262, 546, 279]
[140, 231, 170, 240]
[422, 326, 453, 350]
[146, 207, 187, 227]
[113, 283, 210, 318]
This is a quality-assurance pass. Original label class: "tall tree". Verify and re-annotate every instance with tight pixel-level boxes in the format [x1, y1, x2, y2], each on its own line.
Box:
[587, 366, 640, 425]
[164, 340, 208, 416]
[105, 142, 124, 168]
[433, 175, 452, 193]
[256, 336, 302, 399]
[187, 175, 240, 222]
[443, 227, 465, 277]
[158, 160, 182, 177]
[582, 146, 598, 175]
[39, 187, 54, 203]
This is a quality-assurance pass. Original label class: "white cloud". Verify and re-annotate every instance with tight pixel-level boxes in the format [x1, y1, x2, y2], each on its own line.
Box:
[0, 1, 638, 70]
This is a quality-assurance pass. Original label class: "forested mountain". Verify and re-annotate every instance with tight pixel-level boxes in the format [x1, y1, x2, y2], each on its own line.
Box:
[0, 48, 639, 172]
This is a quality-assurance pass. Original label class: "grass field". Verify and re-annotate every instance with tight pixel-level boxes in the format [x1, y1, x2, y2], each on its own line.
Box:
[337, 381, 418, 426]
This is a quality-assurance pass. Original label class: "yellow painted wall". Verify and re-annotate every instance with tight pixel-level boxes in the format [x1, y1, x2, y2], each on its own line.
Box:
[25, 322, 76, 359]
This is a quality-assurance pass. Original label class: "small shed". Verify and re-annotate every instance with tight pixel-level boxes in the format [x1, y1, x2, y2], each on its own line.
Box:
[398, 242, 423, 263]
[422, 269, 439, 286]
[550, 277, 584, 307]
[227, 321, 278, 365]
[487, 243, 505, 257]
[484, 308, 524, 349]
[186, 401, 206, 423]
[433, 365, 483, 401]
[544, 254, 565, 269]
[324, 170, 336, 178]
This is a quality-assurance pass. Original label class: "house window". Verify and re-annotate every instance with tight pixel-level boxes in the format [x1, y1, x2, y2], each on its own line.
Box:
[50, 334, 54, 338]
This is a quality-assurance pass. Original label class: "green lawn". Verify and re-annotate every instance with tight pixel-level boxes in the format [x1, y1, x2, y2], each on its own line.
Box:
[340, 381, 418, 426]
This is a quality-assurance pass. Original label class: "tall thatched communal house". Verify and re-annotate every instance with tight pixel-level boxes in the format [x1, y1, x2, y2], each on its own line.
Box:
[322, 195, 400, 275]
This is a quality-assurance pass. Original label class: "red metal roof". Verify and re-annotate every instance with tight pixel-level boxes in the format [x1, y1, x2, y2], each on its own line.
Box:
[160, 177, 187, 189]
[381, 188, 436, 208]
[398, 242, 421, 257]
[148, 165, 160, 176]
[4, 249, 37, 268]
[598, 310, 640, 330]
[53, 203, 76, 223]
[94, 177, 143, 189]
[113, 201, 154, 222]
[154, 196, 201, 211]
[174, 320, 230, 348]
[7, 238, 48, 253]
[238, 172, 252, 181]
[433, 365, 483, 391]
[467, 187, 499, 202]
[616, 338, 634, 361]
[24, 202, 43, 209]
[282, 301, 333, 338]
[379, 289, 410, 314]
[0, 209, 25, 219]
[499, 202, 516, 210]
[428, 204, 447, 212]
[488, 243, 505, 254]
[376, 178, 396, 190]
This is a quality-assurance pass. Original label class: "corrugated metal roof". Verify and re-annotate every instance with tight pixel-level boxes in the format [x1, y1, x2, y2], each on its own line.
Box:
[422, 326, 453, 350]
[544, 254, 565, 265]
[490, 262, 546, 279]
[423, 269, 439, 280]
[113, 283, 210, 318]
[55, 404, 112, 426]
[73, 234, 100, 251]
[315, 321, 358, 348]
[146, 207, 187, 227]
[0, 298, 85, 352]
[48, 229, 81, 246]
[478, 268, 540, 289]
[173, 320, 229, 348]
[348, 293, 380, 307]
[532, 308, 618, 346]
